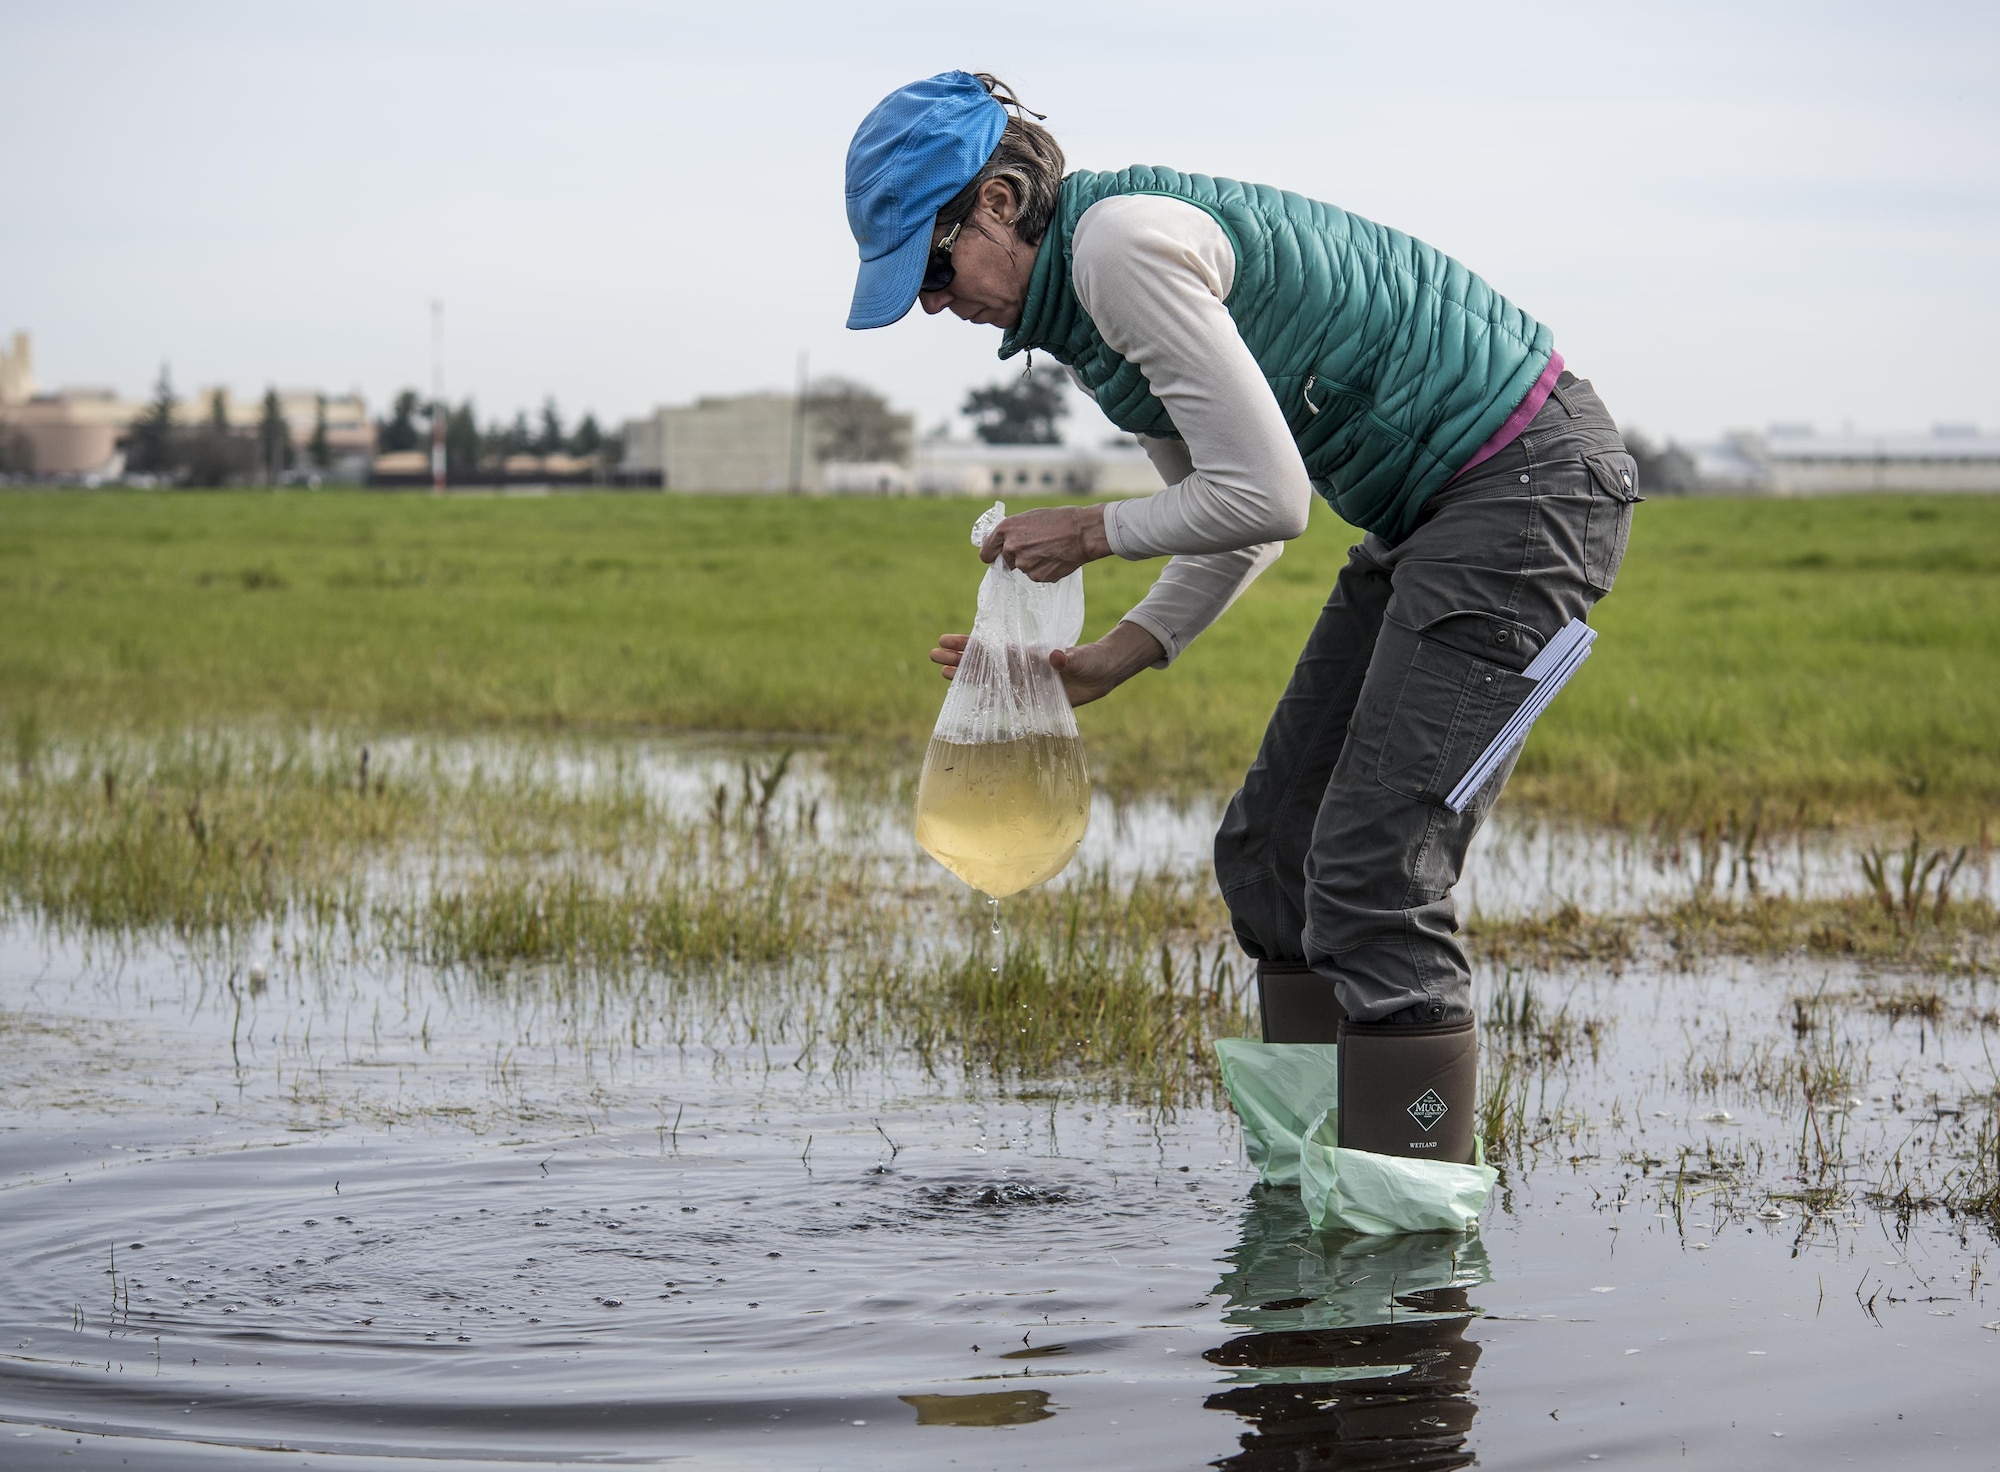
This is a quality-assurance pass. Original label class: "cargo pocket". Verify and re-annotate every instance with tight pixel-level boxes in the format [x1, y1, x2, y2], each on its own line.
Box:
[1583, 450, 1642, 593]
[1374, 612, 1540, 805]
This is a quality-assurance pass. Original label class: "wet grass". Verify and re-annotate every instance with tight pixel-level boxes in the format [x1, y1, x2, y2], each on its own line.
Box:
[1656, 889, 2000, 975]
[1467, 832, 2000, 978]
[830, 874, 1249, 1107]
[1484, 974, 1607, 1064]
[7, 730, 1999, 1119]
[3, 489, 1997, 832]
[0, 736, 405, 935]
[0, 734, 1256, 1107]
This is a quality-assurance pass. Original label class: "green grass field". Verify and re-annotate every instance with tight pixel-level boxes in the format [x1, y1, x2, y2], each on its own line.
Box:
[2, 488, 1995, 833]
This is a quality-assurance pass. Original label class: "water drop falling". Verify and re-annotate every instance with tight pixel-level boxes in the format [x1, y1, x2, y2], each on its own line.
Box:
[988, 894, 1001, 973]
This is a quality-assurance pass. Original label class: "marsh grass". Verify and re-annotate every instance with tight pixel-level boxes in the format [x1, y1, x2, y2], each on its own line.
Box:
[1464, 904, 1636, 971]
[1478, 1049, 1528, 1164]
[0, 732, 1259, 1105]
[1868, 1101, 2000, 1231]
[831, 873, 1250, 1107]
[408, 867, 811, 972]
[1484, 974, 1606, 1064]
[1467, 877, 2000, 980]
[0, 736, 413, 935]
[1658, 891, 2000, 975]
[393, 862, 1255, 1106]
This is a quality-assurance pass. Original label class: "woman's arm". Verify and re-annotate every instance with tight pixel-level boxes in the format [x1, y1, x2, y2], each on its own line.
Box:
[960, 194, 1309, 695]
[1120, 543, 1286, 667]
[1075, 195, 1313, 556]
[979, 200, 1309, 578]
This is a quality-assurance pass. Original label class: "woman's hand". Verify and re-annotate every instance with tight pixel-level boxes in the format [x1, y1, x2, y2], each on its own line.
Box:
[1048, 623, 1165, 705]
[978, 504, 1112, 583]
[928, 620, 1166, 708]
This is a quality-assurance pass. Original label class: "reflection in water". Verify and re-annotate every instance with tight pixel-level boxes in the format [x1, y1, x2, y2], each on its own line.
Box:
[900, 1388, 1055, 1426]
[1205, 1188, 1489, 1470]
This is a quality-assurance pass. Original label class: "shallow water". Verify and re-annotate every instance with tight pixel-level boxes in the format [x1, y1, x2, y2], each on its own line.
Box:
[520, 735, 2000, 914]
[3, 744, 1998, 1467]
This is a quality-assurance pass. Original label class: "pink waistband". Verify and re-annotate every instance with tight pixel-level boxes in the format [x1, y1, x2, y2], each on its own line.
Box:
[1447, 351, 1565, 483]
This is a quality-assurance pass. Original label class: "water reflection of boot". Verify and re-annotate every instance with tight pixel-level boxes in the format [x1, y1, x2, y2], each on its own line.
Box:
[1202, 1188, 1488, 1470]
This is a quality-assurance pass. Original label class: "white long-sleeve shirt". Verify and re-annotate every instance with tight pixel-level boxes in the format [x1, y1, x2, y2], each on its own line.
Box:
[1068, 194, 1314, 664]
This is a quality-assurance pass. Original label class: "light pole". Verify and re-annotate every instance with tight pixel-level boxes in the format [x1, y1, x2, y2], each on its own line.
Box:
[787, 350, 808, 495]
[430, 300, 446, 495]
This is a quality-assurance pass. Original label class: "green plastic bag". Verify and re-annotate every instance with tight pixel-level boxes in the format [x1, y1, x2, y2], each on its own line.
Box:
[1298, 1107, 1497, 1236]
[1214, 1037, 1498, 1235]
[1213, 1037, 1339, 1189]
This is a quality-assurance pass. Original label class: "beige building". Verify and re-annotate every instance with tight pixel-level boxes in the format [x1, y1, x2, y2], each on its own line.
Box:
[621, 391, 915, 493]
[1, 389, 138, 478]
[0, 332, 32, 405]
[1, 332, 139, 476]
[189, 386, 374, 461]
[0, 331, 372, 480]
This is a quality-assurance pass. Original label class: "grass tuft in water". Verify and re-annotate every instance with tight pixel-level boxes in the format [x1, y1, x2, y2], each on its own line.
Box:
[1484, 974, 1606, 1065]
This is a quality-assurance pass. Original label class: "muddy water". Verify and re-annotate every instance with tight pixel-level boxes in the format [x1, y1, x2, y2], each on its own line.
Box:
[3, 747, 1999, 1467]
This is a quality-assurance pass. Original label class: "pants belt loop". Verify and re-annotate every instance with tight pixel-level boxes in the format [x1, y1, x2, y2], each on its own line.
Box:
[1548, 373, 1581, 418]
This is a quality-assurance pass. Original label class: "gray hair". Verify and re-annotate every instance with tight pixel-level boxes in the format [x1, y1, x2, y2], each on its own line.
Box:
[935, 74, 1065, 245]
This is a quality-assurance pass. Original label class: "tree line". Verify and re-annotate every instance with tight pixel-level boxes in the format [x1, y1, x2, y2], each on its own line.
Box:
[373, 390, 615, 483]
[117, 365, 619, 487]
[113, 357, 1082, 486]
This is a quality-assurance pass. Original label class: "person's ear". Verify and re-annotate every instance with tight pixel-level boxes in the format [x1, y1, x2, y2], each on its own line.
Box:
[977, 176, 1021, 228]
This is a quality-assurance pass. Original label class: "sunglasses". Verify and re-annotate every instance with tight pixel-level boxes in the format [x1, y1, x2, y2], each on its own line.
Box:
[921, 221, 963, 293]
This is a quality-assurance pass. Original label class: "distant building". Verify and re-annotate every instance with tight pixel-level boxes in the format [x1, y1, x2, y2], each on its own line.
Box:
[0, 332, 137, 478]
[0, 331, 374, 482]
[821, 460, 916, 494]
[192, 387, 374, 466]
[1691, 425, 2000, 495]
[0, 388, 138, 479]
[912, 439, 1164, 497]
[621, 390, 918, 493]
[0, 331, 32, 405]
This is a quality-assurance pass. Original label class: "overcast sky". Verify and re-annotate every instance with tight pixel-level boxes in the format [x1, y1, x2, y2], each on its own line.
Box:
[3, 1, 1994, 445]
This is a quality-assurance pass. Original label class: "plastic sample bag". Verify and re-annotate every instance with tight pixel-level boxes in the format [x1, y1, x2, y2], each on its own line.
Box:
[1215, 1037, 1498, 1236]
[914, 502, 1090, 899]
[1297, 1108, 1497, 1237]
[1214, 1037, 1340, 1189]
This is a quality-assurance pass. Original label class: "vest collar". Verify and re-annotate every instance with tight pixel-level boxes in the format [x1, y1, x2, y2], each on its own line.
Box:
[999, 181, 1086, 364]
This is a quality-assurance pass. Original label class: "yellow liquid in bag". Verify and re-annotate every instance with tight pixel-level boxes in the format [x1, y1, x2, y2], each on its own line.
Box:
[913, 733, 1091, 898]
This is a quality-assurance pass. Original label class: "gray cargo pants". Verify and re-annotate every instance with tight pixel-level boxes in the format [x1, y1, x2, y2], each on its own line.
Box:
[1213, 374, 1636, 1024]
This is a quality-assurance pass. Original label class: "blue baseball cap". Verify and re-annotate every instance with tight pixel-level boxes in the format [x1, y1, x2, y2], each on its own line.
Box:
[845, 71, 1008, 330]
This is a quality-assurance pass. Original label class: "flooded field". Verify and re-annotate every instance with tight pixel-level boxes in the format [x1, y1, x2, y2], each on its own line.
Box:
[2, 737, 1998, 1468]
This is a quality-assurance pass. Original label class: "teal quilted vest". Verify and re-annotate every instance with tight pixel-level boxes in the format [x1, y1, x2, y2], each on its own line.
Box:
[999, 167, 1555, 541]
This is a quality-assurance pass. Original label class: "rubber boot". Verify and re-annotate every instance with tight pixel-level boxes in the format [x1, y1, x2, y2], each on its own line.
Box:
[1336, 1017, 1477, 1163]
[1257, 960, 1346, 1044]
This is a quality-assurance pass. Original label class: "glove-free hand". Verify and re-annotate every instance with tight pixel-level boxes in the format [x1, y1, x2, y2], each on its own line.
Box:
[928, 621, 1166, 708]
[978, 504, 1112, 583]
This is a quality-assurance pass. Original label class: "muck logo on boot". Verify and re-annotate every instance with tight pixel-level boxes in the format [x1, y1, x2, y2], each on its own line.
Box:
[1407, 1088, 1449, 1132]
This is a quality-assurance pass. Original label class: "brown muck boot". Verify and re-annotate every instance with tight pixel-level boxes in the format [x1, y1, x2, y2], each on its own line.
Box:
[1257, 961, 1347, 1044]
[1336, 1018, 1477, 1163]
